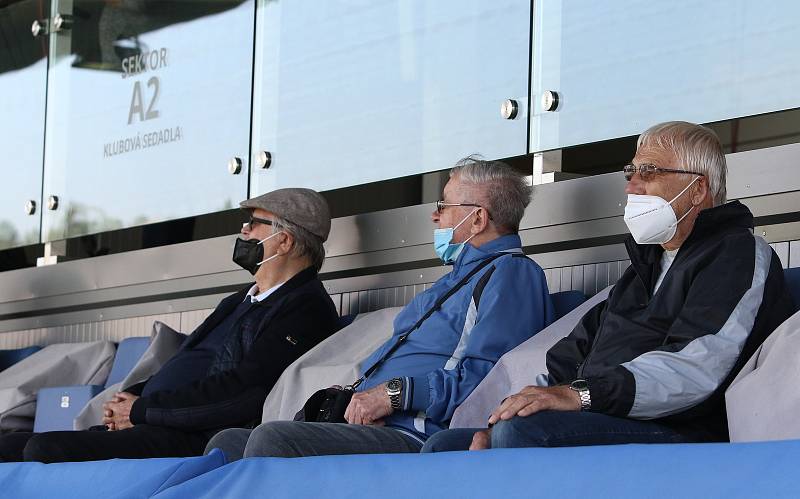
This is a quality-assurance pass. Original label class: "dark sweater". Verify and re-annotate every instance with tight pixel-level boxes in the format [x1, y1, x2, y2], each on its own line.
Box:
[128, 266, 339, 432]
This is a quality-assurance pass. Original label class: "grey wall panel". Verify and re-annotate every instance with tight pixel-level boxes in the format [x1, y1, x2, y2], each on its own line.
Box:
[179, 309, 214, 334]
[771, 242, 790, 269]
[0, 313, 183, 349]
[790, 241, 800, 268]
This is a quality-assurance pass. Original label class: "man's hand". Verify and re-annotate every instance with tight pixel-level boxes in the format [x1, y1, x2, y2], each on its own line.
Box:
[469, 428, 492, 451]
[102, 392, 139, 431]
[487, 385, 580, 425]
[344, 383, 393, 425]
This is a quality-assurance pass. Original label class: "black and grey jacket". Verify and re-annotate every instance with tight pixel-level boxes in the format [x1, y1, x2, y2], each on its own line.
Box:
[128, 266, 339, 432]
[546, 201, 795, 440]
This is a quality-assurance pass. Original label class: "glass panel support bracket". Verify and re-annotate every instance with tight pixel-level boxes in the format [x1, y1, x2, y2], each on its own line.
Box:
[37, 241, 67, 267]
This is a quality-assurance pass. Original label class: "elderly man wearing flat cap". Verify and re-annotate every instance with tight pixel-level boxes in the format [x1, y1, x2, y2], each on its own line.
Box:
[0, 189, 340, 463]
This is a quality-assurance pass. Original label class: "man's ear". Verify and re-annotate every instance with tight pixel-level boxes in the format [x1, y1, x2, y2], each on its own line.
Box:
[278, 231, 294, 254]
[471, 207, 490, 234]
[693, 177, 709, 206]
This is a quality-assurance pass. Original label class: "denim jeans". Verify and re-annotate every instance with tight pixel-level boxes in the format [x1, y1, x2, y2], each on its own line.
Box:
[422, 410, 694, 453]
[206, 421, 422, 460]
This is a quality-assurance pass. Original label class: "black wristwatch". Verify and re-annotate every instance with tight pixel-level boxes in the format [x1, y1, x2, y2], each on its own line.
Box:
[569, 379, 592, 411]
[386, 378, 403, 410]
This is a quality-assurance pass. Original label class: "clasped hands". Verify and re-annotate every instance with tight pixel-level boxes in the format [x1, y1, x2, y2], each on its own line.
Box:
[102, 391, 139, 431]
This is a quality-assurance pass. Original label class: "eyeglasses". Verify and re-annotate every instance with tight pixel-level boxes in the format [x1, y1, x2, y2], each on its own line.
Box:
[623, 163, 705, 182]
[436, 201, 482, 213]
[435, 201, 492, 220]
[244, 215, 274, 231]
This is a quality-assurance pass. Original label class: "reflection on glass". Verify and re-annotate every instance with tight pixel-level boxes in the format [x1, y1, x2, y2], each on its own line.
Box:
[0, 0, 48, 250]
[250, 0, 530, 195]
[530, 0, 800, 152]
[42, 0, 254, 241]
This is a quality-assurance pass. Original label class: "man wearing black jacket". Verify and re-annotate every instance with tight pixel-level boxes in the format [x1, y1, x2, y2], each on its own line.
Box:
[0, 188, 340, 462]
[423, 121, 795, 452]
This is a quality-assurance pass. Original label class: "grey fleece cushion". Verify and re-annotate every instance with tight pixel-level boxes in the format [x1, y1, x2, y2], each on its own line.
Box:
[450, 286, 613, 429]
[726, 309, 800, 442]
[0, 341, 116, 431]
[261, 307, 401, 423]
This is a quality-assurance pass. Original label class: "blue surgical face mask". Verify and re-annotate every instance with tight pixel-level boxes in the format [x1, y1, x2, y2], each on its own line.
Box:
[433, 209, 477, 264]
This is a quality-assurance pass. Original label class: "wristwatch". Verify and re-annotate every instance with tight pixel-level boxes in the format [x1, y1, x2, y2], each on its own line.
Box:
[386, 378, 403, 410]
[569, 379, 592, 411]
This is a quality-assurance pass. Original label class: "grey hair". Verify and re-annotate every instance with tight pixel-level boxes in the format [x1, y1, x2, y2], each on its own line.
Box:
[637, 121, 727, 206]
[271, 215, 326, 272]
[449, 155, 533, 233]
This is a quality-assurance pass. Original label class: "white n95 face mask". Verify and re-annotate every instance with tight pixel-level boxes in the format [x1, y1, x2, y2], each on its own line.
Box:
[624, 177, 700, 245]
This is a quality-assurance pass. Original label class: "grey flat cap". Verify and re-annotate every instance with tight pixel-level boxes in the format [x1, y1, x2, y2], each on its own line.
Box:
[240, 188, 331, 241]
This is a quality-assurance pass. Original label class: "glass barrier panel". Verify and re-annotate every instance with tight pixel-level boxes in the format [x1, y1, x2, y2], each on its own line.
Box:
[530, 0, 800, 153]
[0, 0, 49, 250]
[41, 0, 254, 241]
[250, 0, 531, 195]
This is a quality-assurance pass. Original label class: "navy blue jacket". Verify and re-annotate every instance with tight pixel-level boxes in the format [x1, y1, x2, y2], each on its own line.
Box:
[129, 266, 339, 432]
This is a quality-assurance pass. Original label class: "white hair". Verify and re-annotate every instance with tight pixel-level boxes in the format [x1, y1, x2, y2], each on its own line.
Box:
[637, 121, 727, 206]
[449, 155, 533, 233]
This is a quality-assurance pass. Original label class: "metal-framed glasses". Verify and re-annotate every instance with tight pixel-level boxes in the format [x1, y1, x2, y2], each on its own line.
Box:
[623, 163, 705, 182]
[244, 215, 274, 231]
[435, 201, 492, 220]
[435, 200, 482, 213]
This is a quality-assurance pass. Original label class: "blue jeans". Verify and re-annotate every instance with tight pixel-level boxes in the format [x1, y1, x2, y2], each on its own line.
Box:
[206, 422, 422, 460]
[422, 410, 694, 452]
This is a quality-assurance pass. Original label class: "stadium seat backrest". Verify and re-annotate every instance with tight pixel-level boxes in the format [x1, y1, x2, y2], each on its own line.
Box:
[337, 314, 357, 330]
[104, 337, 151, 388]
[784, 267, 800, 313]
[0, 345, 42, 372]
[33, 385, 105, 433]
[550, 290, 588, 321]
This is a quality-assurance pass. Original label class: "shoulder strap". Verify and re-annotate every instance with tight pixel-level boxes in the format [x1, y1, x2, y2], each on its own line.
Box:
[352, 252, 508, 388]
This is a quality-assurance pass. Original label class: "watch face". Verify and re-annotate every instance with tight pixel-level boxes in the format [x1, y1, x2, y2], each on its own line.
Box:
[570, 380, 589, 391]
[387, 379, 402, 393]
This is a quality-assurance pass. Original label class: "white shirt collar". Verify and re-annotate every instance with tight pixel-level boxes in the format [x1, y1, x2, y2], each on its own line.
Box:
[245, 281, 286, 303]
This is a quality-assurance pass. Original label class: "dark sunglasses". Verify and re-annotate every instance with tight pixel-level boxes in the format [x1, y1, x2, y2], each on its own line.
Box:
[623, 163, 705, 182]
[245, 215, 274, 231]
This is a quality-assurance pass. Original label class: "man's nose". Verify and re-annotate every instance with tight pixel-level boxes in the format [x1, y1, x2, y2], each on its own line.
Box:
[431, 208, 440, 224]
[625, 175, 646, 195]
[240, 223, 249, 236]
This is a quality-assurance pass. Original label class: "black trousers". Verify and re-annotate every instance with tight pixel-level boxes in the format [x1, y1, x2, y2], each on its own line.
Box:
[0, 424, 210, 463]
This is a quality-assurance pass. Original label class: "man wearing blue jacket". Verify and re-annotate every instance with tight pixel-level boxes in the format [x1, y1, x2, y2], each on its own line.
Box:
[206, 156, 555, 459]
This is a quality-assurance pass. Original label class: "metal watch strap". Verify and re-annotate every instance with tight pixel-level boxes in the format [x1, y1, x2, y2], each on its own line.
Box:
[570, 379, 592, 411]
[386, 378, 402, 410]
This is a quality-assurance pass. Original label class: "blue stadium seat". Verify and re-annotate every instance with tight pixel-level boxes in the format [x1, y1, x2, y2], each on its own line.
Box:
[33, 385, 105, 433]
[337, 314, 357, 329]
[550, 290, 588, 321]
[104, 337, 151, 388]
[784, 267, 800, 312]
[33, 336, 150, 433]
[0, 345, 42, 372]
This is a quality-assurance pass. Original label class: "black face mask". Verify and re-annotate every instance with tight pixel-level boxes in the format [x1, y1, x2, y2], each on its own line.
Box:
[232, 238, 264, 275]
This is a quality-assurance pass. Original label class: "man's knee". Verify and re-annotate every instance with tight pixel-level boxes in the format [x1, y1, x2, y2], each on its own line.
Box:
[205, 428, 252, 462]
[23, 433, 70, 463]
[243, 421, 299, 458]
[492, 411, 562, 449]
[421, 429, 476, 453]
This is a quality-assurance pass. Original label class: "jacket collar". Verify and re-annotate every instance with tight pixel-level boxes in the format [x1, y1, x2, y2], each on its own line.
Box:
[252, 265, 319, 307]
[625, 200, 754, 288]
[452, 234, 523, 272]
